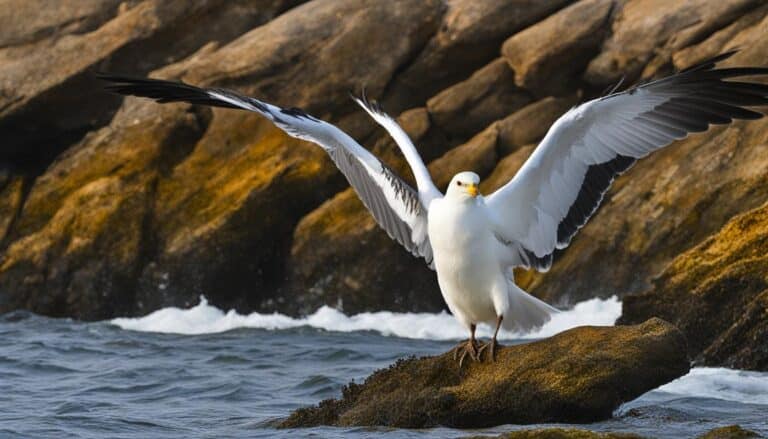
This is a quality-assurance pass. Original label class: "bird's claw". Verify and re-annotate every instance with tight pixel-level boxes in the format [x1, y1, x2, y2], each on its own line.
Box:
[453, 339, 480, 368]
[478, 339, 499, 362]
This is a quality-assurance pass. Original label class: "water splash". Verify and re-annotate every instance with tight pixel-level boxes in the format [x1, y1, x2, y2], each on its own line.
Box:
[111, 295, 621, 340]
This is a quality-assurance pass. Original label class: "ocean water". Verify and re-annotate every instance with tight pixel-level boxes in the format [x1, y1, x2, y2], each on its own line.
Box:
[1, 297, 766, 439]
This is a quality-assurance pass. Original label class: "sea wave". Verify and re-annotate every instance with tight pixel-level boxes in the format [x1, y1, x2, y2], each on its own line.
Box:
[654, 367, 768, 405]
[110, 295, 621, 340]
[616, 367, 768, 413]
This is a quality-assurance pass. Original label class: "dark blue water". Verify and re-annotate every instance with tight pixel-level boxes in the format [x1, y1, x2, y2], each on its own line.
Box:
[1, 311, 766, 438]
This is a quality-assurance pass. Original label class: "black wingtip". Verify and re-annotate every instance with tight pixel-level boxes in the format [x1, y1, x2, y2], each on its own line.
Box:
[679, 49, 740, 74]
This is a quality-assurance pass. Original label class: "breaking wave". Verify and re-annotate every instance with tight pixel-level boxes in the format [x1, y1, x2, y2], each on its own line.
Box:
[111, 295, 621, 340]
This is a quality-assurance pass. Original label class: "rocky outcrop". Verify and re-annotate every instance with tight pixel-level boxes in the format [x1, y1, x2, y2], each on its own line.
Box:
[0, 0, 767, 368]
[0, 0, 303, 167]
[619, 202, 768, 371]
[280, 318, 689, 428]
[0, 0, 446, 318]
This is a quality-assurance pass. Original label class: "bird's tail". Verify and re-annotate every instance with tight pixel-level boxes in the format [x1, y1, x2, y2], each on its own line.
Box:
[502, 281, 559, 333]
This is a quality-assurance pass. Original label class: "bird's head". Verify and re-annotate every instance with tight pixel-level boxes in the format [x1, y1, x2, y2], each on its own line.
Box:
[447, 171, 480, 200]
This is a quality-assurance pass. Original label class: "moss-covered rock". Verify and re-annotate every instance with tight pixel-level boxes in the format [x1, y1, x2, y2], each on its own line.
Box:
[280, 318, 689, 429]
[696, 425, 762, 439]
[619, 202, 768, 371]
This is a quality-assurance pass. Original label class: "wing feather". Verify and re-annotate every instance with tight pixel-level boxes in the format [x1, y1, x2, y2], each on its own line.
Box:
[485, 51, 768, 271]
[98, 73, 436, 267]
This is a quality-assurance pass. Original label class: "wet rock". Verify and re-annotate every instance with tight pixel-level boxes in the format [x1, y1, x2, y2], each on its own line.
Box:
[0, 0, 445, 318]
[0, 0, 124, 48]
[280, 318, 689, 428]
[0, 174, 24, 242]
[619, 202, 768, 371]
[501, 0, 614, 96]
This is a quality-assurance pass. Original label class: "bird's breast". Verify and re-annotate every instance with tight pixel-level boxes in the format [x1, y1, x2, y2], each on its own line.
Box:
[427, 199, 498, 278]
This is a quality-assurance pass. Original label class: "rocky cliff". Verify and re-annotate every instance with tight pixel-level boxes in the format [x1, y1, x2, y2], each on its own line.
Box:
[0, 0, 767, 364]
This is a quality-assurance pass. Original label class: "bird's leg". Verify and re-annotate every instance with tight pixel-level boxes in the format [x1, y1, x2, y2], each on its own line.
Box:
[479, 315, 503, 362]
[452, 324, 480, 367]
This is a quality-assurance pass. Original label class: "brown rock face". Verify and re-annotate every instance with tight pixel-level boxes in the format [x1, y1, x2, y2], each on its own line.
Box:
[502, 0, 614, 96]
[0, 0, 446, 317]
[0, 0, 302, 166]
[386, 0, 572, 107]
[280, 318, 689, 428]
[619, 202, 768, 371]
[427, 58, 532, 139]
[585, 0, 764, 86]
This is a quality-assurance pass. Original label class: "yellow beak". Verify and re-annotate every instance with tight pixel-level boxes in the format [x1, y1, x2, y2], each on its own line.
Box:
[466, 183, 479, 197]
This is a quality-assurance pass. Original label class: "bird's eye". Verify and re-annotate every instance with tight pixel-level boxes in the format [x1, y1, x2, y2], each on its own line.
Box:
[456, 181, 462, 186]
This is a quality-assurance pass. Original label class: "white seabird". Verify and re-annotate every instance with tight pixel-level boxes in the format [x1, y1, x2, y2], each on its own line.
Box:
[99, 50, 768, 364]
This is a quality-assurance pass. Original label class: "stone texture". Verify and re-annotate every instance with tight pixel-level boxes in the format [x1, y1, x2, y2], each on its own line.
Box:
[502, 0, 614, 96]
[472, 430, 645, 439]
[496, 95, 577, 155]
[0, 0, 446, 317]
[0, 0, 302, 167]
[697, 425, 762, 439]
[280, 318, 689, 428]
[427, 58, 532, 139]
[386, 0, 572, 108]
[585, 0, 764, 86]
[619, 202, 768, 371]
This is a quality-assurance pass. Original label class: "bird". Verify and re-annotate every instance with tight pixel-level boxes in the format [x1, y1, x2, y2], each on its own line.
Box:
[99, 50, 768, 365]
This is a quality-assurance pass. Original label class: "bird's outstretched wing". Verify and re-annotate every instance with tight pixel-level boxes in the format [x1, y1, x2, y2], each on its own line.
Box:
[350, 93, 443, 207]
[485, 51, 768, 271]
[98, 74, 435, 266]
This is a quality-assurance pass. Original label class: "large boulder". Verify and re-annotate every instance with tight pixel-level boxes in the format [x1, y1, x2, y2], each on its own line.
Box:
[427, 58, 532, 139]
[280, 318, 689, 428]
[501, 0, 614, 96]
[0, 0, 301, 166]
[619, 202, 768, 371]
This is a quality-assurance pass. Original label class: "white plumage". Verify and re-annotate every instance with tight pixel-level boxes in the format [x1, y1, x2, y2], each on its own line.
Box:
[100, 50, 768, 363]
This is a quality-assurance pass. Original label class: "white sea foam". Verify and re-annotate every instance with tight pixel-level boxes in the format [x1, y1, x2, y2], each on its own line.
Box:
[616, 367, 768, 415]
[111, 295, 621, 340]
[654, 367, 768, 405]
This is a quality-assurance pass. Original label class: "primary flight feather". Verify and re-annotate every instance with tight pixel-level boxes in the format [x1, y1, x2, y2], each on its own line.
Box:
[99, 51, 768, 365]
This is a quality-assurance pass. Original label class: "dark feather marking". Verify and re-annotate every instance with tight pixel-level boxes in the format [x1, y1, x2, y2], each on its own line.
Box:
[555, 155, 635, 246]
